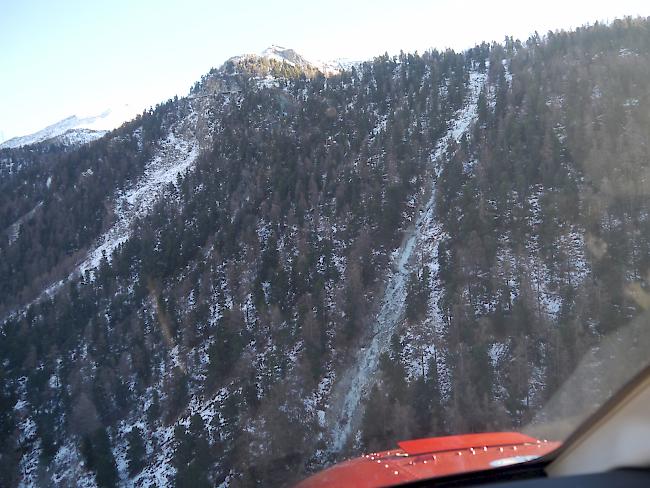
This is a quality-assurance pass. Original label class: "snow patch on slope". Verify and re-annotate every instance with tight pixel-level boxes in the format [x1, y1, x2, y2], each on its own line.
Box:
[5, 201, 42, 244]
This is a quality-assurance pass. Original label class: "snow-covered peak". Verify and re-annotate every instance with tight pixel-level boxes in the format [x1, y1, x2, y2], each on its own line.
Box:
[259, 45, 312, 67]
[0, 104, 141, 149]
[227, 45, 360, 76]
[227, 45, 314, 71]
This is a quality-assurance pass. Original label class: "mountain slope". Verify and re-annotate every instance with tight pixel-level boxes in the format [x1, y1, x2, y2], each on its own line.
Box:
[1, 21, 650, 488]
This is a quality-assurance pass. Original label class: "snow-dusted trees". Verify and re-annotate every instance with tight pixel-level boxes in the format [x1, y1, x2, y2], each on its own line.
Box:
[3, 17, 650, 487]
[173, 414, 211, 488]
[80, 427, 118, 488]
[406, 266, 431, 322]
[126, 427, 146, 478]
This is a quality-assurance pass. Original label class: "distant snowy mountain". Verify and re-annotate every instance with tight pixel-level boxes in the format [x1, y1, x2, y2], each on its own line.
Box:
[0, 105, 141, 149]
[44, 128, 108, 147]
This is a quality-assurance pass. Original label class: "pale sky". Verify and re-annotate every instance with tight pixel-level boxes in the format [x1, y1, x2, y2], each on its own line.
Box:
[1, 0, 649, 142]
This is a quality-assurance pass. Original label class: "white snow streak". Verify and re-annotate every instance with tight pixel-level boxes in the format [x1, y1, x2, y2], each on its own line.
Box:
[328, 71, 487, 453]
[2, 128, 200, 325]
[77, 132, 198, 277]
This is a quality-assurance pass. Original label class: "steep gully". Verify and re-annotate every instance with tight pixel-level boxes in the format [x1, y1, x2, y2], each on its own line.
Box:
[327, 71, 487, 453]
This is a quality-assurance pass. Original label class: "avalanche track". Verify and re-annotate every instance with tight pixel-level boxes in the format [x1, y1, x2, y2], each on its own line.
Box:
[327, 71, 487, 454]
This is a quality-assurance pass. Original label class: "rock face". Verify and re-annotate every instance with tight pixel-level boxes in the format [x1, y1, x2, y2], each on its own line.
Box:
[1, 20, 650, 488]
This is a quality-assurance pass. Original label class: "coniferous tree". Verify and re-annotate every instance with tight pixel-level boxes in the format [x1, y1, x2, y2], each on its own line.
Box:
[173, 415, 211, 488]
[127, 426, 146, 477]
[80, 427, 118, 488]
